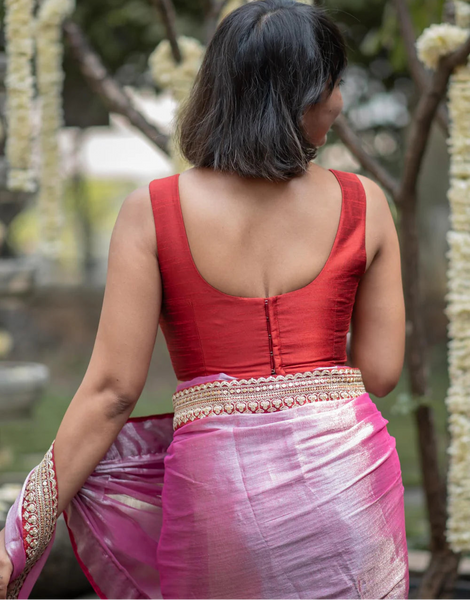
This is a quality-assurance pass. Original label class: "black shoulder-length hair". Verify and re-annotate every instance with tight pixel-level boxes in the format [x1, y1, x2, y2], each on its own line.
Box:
[175, 0, 347, 182]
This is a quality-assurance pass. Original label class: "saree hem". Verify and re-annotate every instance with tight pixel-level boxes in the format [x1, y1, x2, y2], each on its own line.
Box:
[62, 512, 107, 600]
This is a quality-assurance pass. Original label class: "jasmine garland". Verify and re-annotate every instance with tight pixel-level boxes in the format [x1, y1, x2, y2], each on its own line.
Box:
[4, 0, 36, 192]
[35, 0, 75, 257]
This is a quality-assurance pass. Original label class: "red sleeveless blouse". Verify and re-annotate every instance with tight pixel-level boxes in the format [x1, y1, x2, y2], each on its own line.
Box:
[149, 169, 366, 382]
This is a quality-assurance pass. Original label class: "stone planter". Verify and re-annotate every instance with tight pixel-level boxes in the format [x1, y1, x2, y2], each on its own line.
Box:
[0, 257, 37, 298]
[0, 361, 49, 421]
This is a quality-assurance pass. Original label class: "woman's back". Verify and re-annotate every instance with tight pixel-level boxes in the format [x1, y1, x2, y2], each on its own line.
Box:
[150, 162, 403, 393]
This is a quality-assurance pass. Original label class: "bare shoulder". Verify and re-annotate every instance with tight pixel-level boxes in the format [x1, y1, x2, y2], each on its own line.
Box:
[355, 174, 391, 216]
[114, 185, 156, 255]
[355, 174, 397, 266]
[356, 174, 395, 228]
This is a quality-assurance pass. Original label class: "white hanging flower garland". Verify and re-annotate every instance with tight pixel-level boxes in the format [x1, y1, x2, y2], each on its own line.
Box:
[148, 36, 205, 104]
[35, 0, 75, 258]
[445, 58, 470, 552]
[4, 0, 36, 192]
[148, 35, 205, 172]
[416, 23, 469, 69]
[417, 4, 470, 552]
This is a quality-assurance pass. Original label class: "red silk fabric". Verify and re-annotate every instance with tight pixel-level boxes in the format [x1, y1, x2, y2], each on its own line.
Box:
[149, 169, 366, 382]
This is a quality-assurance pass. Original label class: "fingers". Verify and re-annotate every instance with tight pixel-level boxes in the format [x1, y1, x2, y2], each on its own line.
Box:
[0, 529, 13, 600]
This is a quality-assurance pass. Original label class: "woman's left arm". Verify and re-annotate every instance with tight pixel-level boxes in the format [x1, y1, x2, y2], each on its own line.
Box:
[51, 184, 162, 514]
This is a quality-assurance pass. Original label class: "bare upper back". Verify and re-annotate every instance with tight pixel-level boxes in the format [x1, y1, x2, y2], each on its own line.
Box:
[176, 162, 353, 299]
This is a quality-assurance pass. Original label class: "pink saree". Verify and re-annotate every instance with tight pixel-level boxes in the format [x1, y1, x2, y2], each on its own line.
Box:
[5, 367, 409, 599]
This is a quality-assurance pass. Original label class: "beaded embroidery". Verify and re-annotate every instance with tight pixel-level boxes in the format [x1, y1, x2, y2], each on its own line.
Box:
[172, 367, 366, 431]
[7, 443, 58, 600]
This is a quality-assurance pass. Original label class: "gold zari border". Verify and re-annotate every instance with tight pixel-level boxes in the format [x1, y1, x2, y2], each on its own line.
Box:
[172, 368, 366, 431]
[7, 444, 58, 600]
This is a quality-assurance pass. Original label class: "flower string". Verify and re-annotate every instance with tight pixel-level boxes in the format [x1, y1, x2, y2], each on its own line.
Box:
[148, 35, 205, 173]
[445, 54, 470, 552]
[4, 0, 36, 192]
[416, 23, 469, 70]
[35, 0, 75, 258]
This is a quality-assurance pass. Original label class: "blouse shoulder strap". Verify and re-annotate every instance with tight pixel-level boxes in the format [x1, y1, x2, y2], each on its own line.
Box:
[149, 173, 188, 279]
[328, 169, 367, 270]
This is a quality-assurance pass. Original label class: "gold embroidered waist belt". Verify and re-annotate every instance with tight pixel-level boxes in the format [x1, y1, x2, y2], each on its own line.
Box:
[172, 367, 367, 431]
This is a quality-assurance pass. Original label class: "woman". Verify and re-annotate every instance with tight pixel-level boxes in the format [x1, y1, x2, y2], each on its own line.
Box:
[0, 0, 408, 598]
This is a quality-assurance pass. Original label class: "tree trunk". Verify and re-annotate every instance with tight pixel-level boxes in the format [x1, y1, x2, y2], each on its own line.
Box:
[399, 189, 460, 598]
[418, 549, 462, 599]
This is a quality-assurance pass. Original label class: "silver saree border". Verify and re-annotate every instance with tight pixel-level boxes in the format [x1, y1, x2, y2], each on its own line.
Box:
[7, 443, 58, 599]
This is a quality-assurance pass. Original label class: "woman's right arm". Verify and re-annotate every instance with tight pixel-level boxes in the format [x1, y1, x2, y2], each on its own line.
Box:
[0, 184, 162, 598]
[349, 175, 406, 397]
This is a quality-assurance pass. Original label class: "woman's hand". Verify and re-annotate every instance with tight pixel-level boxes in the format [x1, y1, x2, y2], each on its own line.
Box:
[0, 528, 13, 600]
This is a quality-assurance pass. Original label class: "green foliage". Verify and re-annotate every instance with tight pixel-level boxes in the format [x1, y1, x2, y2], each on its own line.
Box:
[356, 0, 446, 72]
[74, 2, 164, 72]
[0, 0, 450, 82]
[66, 0, 206, 81]
[323, 0, 446, 81]
[0, 0, 207, 112]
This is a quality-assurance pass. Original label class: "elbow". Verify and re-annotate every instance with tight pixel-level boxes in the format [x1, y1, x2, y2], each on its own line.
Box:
[367, 379, 399, 398]
[350, 348, 403, 399]
[78, 380, 138, 419]
[104, 394, 137, 419]
[354, 362, 402, 398]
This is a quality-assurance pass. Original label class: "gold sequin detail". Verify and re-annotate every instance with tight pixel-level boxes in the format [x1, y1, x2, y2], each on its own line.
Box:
[7, 443, 58, 600]
[173, 368, 366, 431]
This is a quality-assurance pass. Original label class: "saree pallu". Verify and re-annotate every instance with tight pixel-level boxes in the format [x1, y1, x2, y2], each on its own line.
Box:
[5, 367, 409, 599]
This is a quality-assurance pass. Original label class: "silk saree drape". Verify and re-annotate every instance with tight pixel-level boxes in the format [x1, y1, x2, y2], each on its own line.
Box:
[5, 368, 409, 599]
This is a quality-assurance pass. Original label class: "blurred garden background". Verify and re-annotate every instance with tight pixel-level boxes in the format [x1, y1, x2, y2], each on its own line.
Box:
[0, 0, 470, 597]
